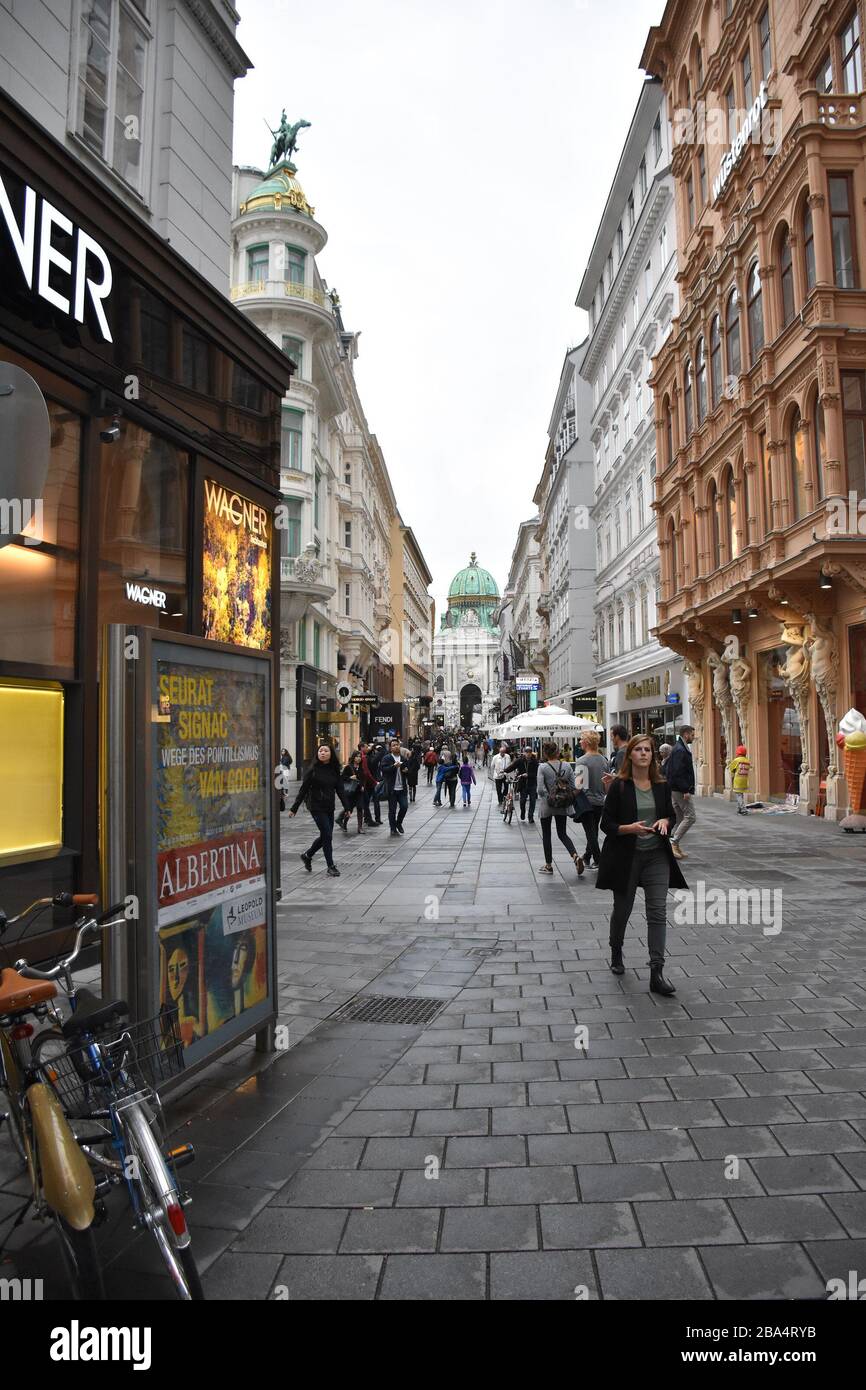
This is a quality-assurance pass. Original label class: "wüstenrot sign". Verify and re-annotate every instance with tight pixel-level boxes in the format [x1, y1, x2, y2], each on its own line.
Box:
[713, 81, 769, 203]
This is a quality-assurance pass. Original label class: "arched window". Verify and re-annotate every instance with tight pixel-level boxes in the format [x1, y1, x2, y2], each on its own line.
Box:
[684, 359, 694, 436]
[803, 200, 816, 292]
[747, 260, 764, 361]
[789, 409, 808, 522]
[666, 518, 677, 593]
[710, 314, 722, 407]
[724, 467, 740, 559]
[663, 393, 674, 465]
[813, 394, 826, 500]
[696, 337, 708, 423]
[707, 479, 720, 565]
[779, 226, 795, 327]
[726, 287, 742, 379]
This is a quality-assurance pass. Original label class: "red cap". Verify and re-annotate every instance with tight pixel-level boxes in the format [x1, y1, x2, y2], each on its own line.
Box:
[735, 745, 747, 756]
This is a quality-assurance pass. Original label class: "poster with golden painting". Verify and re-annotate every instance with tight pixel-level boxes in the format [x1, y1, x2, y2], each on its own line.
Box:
[202, 478, 271, 650]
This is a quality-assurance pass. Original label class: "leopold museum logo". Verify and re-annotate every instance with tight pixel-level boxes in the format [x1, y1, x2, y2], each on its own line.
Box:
[0, 166, 113, 342]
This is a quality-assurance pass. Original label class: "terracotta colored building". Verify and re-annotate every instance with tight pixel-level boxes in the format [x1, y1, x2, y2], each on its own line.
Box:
[642, 0, 866, 817]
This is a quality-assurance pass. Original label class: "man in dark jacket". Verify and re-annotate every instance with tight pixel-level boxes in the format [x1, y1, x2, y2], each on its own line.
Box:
[364, 742, 384, 826]
[503, 748, 539, 822]
[665, 725, 696, 860]
[602, 725, 630, 792]
[379, 739, 410, 835]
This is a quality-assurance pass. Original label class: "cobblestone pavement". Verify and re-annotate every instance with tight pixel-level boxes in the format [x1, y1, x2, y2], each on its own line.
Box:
[5, 771, 866, 1300]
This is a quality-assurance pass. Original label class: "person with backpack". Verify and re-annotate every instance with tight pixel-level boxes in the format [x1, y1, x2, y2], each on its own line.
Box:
[536, 741, 584, 877]
[364, 741, 384, 826]
[423, 744, 437, 784]
[458, 754, 476, 806]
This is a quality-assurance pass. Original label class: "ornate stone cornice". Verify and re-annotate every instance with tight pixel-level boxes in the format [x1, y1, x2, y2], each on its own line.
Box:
[182, 0, 251, 78]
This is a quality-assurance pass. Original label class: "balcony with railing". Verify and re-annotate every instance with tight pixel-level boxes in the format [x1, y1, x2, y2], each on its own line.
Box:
[230, 278, 334, 318]
[280, 549, 336, 625]
[802, 87, 864, 128]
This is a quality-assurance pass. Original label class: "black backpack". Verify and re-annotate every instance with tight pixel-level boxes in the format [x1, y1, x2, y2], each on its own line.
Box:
[547, 762, 574, 810]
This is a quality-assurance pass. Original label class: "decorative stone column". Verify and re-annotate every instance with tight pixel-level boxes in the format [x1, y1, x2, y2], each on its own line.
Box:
[683, 657, 709, 795]
[779, 622, 816, 811]
[805, 610, 842, 819]
[723, 637, 753, 762]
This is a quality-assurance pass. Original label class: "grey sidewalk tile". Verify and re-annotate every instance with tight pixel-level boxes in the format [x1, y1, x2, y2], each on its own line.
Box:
[425, 1062, 492, 1084]
[360, 1138, 446, 1170]
[715, 1096, 804, 1126]
[792, 1093, 866, 1121]
[634, 1198, 742, 1246]
[413, 1108, 489, 1136]
[621, 1055, 696, 1078]
[610, 1130, 700, 1162]
[272, 1254, 382, 1300]
[663, 1159, 764, 1199]
[272, 1169, 400, 1208]
[540, 1202, 641, 1249]
[202, 1251, 284, 1300]
[357, 1084, 455, 1110]
[529, 1080, 602, 1105]
[596, 1248, 713, 1300]
[577, 1162, 671, 1202]
[699, 1244, 827, 1300]
[493, 1060, 560, 1082]
[334, 1109, 415, 1137]
[770, 1120, 866, 1154]
[565, 1102, 647, 1132]
[442, 1205, 538, 1252]
[750, 1154, 858, 1196]
[641, 1099, 725, 1128]
[487, 1166, 579, 1205]
[232, 1207, 348, 1254]
[528, 1132, 613, 1165]
[340, 1208, 439, 1254]
[825, 1192, 866, 1237]
[729, 1194, 848, 1242]
[489, 1250, 598, 1300]
[302, 1137, 366, 1169]
[379, 1253, 486, 1300]
[802, 1238, 866, 1286]
[598, 1077, 675, 1103]
[491, 1105, 569, 1135]
[395, 1169, 486, 1207]
[668, 1074, 748, 1100]
[456, 1082, 527, 1108]
[445, 1135, 527, 1168]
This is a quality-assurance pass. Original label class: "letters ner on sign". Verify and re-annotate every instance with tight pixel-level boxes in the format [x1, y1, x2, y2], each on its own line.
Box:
[0, 169, 113, 342]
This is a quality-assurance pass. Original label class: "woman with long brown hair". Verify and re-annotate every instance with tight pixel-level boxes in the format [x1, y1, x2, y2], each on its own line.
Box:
[595, 733, 687, 995]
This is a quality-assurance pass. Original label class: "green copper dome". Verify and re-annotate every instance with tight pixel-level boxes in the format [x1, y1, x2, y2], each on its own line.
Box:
[448, 553, 500, 602]
[239, 161, 315, 218]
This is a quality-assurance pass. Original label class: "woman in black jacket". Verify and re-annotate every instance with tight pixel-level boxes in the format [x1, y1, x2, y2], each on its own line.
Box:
[596, 733, 687, 995]
[288, 744, 349, 876]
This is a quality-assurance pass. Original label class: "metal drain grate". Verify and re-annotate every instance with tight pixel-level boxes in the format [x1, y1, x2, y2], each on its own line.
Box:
[330, 993, 450, 1025]
[464, 946, 502, 958]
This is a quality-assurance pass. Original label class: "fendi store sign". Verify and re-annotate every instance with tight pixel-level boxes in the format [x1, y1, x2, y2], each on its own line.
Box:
[626, 676, 661, 700]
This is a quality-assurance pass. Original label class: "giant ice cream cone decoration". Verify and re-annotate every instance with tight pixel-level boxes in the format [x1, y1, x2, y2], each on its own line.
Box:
[843, 731, 866, 813]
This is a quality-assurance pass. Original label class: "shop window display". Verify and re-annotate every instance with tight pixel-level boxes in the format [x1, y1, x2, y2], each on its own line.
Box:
[762, 647, 803, 797]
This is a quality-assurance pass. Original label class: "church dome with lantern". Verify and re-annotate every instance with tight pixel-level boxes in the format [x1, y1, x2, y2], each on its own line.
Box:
[441, 553, 500, 631]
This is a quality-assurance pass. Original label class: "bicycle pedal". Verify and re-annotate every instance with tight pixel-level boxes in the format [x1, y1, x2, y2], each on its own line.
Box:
[165, 1142, 195, 1170]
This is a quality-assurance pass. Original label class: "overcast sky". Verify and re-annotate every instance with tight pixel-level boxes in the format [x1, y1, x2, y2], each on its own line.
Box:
[233, 0, 662, 617]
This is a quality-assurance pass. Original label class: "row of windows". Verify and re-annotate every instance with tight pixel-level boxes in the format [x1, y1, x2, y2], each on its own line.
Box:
[598, 585, 654, 663]
[590, 119, 665, 330]
[596, 473, 650, 568]
[247, 243, 307, 284]
[663, 180, 859, 459]
[594, 223, 670, 393]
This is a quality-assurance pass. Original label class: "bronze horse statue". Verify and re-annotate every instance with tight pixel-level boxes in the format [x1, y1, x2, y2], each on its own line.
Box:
[269, 112, 311, 168]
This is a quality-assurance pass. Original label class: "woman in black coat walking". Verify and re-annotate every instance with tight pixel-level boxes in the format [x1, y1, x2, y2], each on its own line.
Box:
[287, 744, 349, 876]
[596, 733, 687, 995]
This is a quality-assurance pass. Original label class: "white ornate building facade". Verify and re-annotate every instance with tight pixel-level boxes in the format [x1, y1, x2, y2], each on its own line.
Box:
[433, 556, 501, 729]
[576, 79, 690, 742]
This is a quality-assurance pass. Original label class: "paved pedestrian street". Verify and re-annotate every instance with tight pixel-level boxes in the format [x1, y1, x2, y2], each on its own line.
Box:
[5, 775, 866, 1301]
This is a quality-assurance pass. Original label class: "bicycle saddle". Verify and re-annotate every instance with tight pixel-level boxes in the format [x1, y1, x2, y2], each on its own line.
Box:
[61, 989, 129, 1039]
[0, 967, 57, 1014]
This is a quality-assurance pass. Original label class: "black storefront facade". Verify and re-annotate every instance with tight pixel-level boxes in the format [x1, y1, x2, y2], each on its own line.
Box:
[0, 93, 292, 960]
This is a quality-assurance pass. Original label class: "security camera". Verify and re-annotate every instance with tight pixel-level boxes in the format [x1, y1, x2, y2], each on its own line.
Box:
[100, 416, 122, 443]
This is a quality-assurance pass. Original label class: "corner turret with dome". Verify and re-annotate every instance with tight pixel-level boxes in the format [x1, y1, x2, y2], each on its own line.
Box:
[433, 554, 502, 727]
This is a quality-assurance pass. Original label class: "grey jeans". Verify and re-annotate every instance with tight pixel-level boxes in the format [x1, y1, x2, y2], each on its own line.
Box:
[609, 844, 670, 966]
[670, 790, 696, 843]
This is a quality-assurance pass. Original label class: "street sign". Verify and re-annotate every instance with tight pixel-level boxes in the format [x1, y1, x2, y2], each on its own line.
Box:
[666, 693, 680, 704]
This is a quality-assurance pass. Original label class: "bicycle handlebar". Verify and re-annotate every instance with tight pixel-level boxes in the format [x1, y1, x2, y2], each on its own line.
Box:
[0, 890, 102, 932]
[14, 905, 129, 981]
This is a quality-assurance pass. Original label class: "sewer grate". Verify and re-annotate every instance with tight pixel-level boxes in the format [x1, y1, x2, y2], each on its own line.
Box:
[464, 946, 502, 958]
[329, 993, 450, 1025]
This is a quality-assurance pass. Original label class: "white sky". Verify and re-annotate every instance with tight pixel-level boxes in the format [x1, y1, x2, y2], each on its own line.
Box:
[232, 0, 663, 617]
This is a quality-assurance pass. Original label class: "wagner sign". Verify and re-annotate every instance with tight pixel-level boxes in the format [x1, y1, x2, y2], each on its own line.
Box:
[202, 479, 271, 649]
[713, 81, 769, 203]
[0, 166, 113, 342]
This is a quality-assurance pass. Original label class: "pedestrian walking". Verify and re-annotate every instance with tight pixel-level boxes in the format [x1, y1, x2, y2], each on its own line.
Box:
[596, 733, 685, 994]
[406, 744, 421, 802]
[338, 752, 367, 834]
[482, 739, 489, 768]
[423, 745, 437, 784]
[503, 747, 538, 822]
[728, 744, 751, 813]
[491, 743, 511, 804]
[666, 724, 696, 859]
[288, 744, 349, 877]
[379, 738, 410, 835]
[274, 747, 293, 811]
[658, 742, 673, 770]
[536, 741, 585, 877]
[441, 753, 460, 808]
[458, 755, 476, 806]
[574, 731, 608, 867]
[433, 749, 452, 806]
[365, 741, 384, 826]
[601, 724, 630, 793]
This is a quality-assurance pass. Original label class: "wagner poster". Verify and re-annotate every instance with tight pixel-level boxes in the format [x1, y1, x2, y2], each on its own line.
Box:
[202, 478, 272, 650]
[151, 641, 273, 1059]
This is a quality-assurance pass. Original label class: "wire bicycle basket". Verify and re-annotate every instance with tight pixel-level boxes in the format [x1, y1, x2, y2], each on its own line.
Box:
[37, 1008, 186, 1115]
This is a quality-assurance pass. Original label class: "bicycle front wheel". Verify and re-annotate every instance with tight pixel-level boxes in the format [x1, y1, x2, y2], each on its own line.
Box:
[52, 1212, 105, 1300]
[121, 1100, 204, 1300]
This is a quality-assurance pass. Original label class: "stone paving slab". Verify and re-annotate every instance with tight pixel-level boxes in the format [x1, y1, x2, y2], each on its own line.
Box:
[6, 776, 866, 1300]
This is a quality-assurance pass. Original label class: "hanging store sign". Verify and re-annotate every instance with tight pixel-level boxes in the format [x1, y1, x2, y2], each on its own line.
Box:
[125, 581, 167, 609]
[0, 165, 113, 341]
[516, 671, 541, 691]
[713, 81, 769, 203]
[626, 676, 661, 700]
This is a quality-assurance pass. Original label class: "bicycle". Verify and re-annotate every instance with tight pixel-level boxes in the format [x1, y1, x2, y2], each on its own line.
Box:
[501, 772, 524, 825]
[0, 894, 203, 1300]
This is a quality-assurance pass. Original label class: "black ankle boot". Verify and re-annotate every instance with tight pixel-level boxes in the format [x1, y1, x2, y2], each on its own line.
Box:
[609, 945, 624, 976]
[649, 965, 676, 996]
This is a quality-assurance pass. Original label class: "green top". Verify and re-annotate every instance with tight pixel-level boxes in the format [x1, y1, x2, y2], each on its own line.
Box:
[634, 784, 659, 851]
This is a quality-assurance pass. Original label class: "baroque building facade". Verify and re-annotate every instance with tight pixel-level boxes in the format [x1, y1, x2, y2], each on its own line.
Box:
[533, 344, 596, 712]
[577, 78, 690, 743]
[433, 556, 501, 728]
[642, 0, 866, 816]
[497, 519, 544, 720]
[231, 135, 430, 765]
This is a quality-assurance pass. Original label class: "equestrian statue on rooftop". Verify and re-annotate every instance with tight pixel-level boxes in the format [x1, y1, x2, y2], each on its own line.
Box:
[268, 111, 311, 168]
